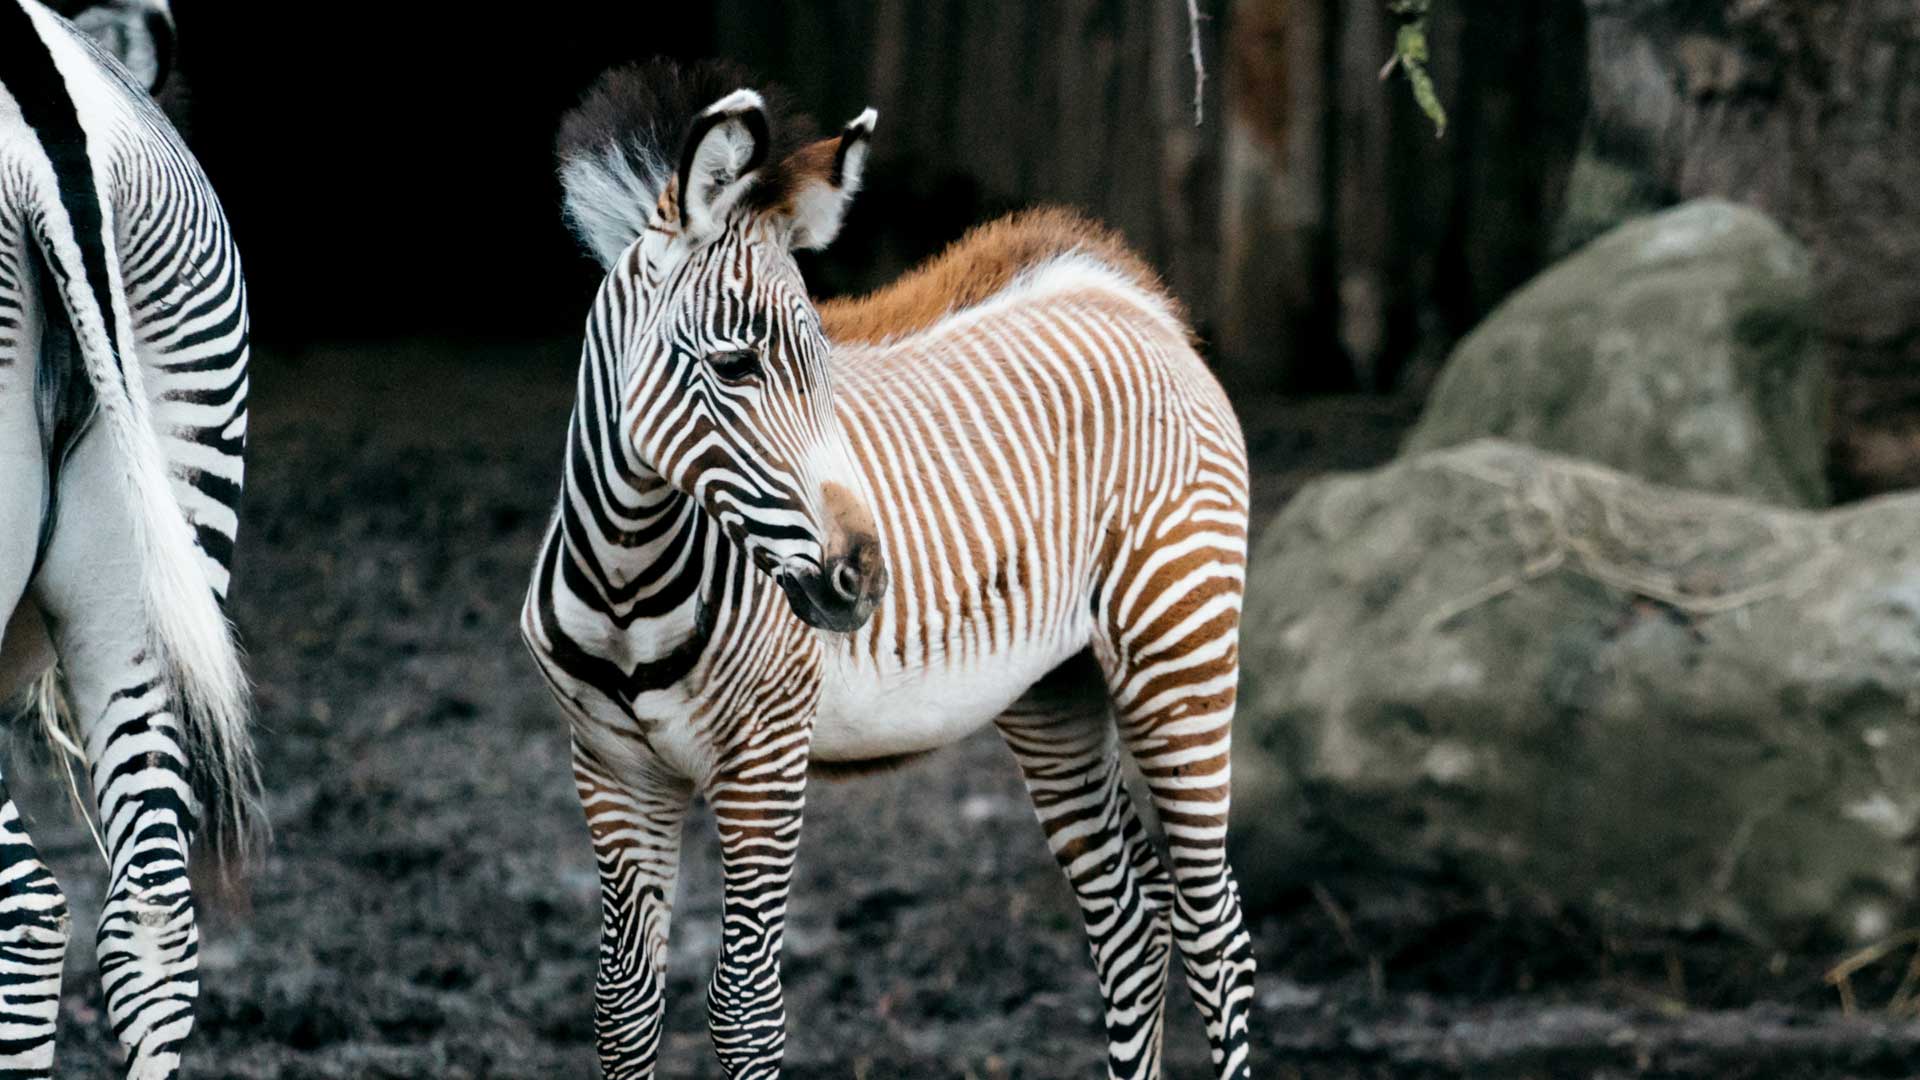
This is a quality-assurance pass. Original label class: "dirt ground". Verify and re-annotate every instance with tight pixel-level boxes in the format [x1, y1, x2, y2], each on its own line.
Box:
[9, 342, 1920, 1078]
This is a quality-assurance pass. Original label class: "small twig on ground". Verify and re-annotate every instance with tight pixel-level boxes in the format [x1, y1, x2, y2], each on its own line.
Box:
[1826, 928, 1920, 1014]
[1665, 950, 1688, 1005]
[1834, 976, 1859, 1015]
[1184, 0, 1206, 126]
[1311, 882, 1362, 954]
[1311, 883, 1387, 1003]
[1606, 978, 1690, 1018]
[1888, 947, 1920, 1015]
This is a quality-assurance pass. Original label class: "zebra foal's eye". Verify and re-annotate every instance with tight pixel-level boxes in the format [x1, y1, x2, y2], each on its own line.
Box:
[705, 348, 762, 383]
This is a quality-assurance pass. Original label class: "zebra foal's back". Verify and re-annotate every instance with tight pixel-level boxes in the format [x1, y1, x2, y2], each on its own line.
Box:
[809, 207, 1249, 759]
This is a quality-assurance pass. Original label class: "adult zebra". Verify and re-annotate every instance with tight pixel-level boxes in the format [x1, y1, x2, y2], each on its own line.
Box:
[524, 61, 1255, 1079]
[0, 0, 260, 1075]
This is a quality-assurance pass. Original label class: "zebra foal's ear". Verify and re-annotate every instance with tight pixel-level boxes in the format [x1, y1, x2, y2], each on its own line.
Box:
[675, 88, 771, 239]
[781, 108, 877, 251]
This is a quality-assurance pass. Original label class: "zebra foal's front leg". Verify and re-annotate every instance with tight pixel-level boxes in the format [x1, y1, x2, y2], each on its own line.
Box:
[705, 748, 809, 1079]
[576, 743, 693, 1080]
[0, 772, 69, 1079]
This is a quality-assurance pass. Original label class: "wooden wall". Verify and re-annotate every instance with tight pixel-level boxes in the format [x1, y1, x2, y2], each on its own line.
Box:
[715, 1, 1588, 393]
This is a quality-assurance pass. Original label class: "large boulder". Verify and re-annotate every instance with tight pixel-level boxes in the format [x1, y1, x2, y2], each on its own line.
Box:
[1233, 440, 1920, 944]
[1404, 200, 1826, 507]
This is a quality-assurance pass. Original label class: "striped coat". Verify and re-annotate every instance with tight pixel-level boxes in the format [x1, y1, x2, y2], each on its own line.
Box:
[525, 61, 1254, 1080]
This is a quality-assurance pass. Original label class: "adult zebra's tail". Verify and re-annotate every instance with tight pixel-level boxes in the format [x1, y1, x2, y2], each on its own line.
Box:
[27, 166, 263, 877]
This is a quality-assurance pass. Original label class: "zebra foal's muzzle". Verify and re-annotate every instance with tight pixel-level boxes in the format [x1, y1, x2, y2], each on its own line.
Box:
[776, 480, 887, 633]
[778, 536, 886, 633]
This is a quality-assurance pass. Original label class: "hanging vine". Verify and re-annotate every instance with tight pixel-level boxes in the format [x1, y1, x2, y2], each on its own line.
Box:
[1382, 0, 1448, 137]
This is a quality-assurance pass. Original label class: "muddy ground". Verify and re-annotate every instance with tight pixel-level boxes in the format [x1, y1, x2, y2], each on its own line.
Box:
[10, 342, 1920, 1078]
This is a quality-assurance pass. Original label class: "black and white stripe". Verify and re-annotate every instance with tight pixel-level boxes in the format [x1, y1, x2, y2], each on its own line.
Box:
[0, 1, 256, 1075]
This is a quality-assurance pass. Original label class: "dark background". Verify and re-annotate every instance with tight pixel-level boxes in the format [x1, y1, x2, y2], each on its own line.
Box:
[167, 3, 1026, 346]
[173, 4, 714, 341]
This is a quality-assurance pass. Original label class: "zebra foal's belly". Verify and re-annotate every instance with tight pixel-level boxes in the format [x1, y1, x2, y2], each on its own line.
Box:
[810, 633, 1084, 761]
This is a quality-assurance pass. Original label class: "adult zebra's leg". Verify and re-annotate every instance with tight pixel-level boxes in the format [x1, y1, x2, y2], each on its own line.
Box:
[0, 769, 69, 1079]
[33, 439, 199, 1079]
[705, 749, 808, 1079]
[0, 543, 65, 1080]
[1100, 566, 1256, 1080]
[998, 651, 1173, 1080]
[86, 676, 200, 1080]
[0, 237, 64, 1076]
[576, 742, 692, 1080]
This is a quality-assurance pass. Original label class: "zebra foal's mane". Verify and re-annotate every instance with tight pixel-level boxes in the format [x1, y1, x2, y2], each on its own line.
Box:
[818, 206, 1188, 347]
[556, 62, 1186, 355]
[556, 59, 814, 268]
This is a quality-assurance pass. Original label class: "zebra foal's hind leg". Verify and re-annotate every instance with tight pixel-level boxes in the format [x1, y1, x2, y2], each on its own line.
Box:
[0, 769, 69, 1079]
[1098, 559, 1257, 1080]
[998, 651, 1174, 1080]
[575, 742, 693, 1080]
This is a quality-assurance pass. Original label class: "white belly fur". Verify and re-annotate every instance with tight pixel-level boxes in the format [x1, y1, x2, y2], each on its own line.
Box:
[812, 634, 1086, 761]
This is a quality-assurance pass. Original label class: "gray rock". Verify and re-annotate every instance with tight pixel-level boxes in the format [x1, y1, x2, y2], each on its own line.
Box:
[1405, 200, 1826, 507]
[1572, 0, 1920, 494]
[1233, 440, 1920, 944]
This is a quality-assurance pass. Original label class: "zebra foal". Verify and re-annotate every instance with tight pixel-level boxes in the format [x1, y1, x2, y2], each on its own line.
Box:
[0, 1, 260, 1075]
[524, 61, 1255, 1079]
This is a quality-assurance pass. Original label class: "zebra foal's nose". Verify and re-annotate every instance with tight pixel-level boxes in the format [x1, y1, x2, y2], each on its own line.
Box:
[783, 481, 887, 632]
[824, 534, 885, 608]
[780, 533, 886, 634]
[830, 559, 863, 604]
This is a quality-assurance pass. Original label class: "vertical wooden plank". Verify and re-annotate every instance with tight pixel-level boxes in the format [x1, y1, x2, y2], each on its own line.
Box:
[1214, 0, 1338, 387]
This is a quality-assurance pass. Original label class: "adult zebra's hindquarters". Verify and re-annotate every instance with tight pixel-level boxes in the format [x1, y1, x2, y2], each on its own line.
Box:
[0, 1, 258, 1075]
[525, 60, 1255, 1079]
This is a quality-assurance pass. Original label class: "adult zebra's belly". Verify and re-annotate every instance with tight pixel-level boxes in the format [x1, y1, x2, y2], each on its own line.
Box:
[811, 634, 1085, 761]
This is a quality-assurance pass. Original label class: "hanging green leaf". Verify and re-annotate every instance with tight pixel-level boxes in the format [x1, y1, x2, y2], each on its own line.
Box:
[1383, 0, 1448, 137]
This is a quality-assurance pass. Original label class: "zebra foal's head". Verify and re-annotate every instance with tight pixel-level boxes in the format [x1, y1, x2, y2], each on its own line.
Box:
[557, 61, 886, 633]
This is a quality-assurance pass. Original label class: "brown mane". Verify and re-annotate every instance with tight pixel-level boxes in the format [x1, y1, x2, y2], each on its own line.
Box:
[818, 207, 1184, 346]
